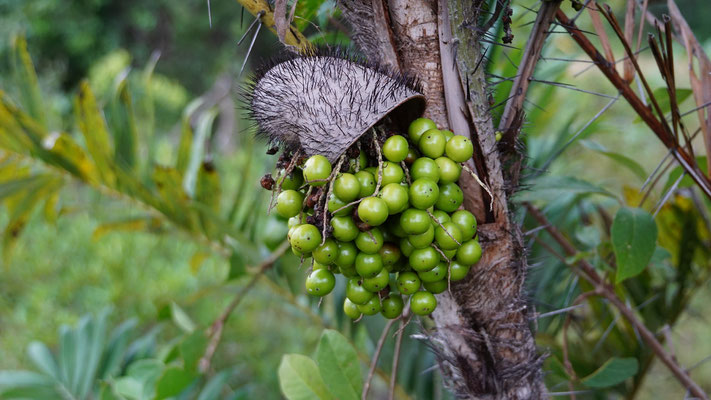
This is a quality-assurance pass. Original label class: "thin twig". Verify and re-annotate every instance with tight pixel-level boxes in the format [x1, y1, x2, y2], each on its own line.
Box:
[363, 318, 397, 400]
[199, 239, 291, 373]
[462, 164, 494, 211]
[389, 315, 406, 400]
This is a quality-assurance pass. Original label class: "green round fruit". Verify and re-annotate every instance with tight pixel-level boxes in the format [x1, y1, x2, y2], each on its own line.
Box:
[423, 280, 447, 294]
[379, 183, 409, 214]
[445, 135, 474, 162]
[381, 295, 405, 319]
[431, 210, 451, 226]
[411, 157, 440, 182]
[349, 151, 369, 172]
[456, 239, 482, 265]
[387, 217, 408, 238]
[409, 179, 440, 210]
[409, 247, 440, 272]
[334, 173, 361, 202]
[276, 190, 304, 218]
[328, 193, 353, 217]
[399, 237, 415, 257]
[278, 169, 304, 190]
[289, 224, 322, 253]
[379, 162, 405, 186]
[362, 268, 390, 292]
[435, 222, 463, 250]
[410, 291, 437, 315]
[383, 135, 409, 162]
[408, 117, 437, 144]
[312, 261, 328, 270]
[343, 298, 362, 319]
[336, 241, 358, 268]
[355, 228, 384, 254]
[357, 296, 382, 315]
[408, 224, 435, 249]
[355, 253, 383, 278]
[346, 278, 374, 305]
[313, 238, 338, 265]
[379, 243, 402, 267]
[397, 271, 421, 295]
[358, 197, 389, 226]
[418, 262, 447, 283]
[440, 248, 457, 261]
[331, 216, 359, 242]
[449, 261, 471, 281]
[441, 129, 454, 140]
[400, 208, 430, 235]
[451, 210, 477, 240]
[305, 268, 336, 296]
[355, 170, 376, 197]
[404, 147, 419, 165]
[435, 182, 463, 212]
[435, 157, 461, 184]
[303, 155, 332, 186]
[418, 129, 446, 158]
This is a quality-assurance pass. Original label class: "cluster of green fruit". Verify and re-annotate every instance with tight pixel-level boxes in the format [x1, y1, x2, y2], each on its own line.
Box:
[269, 118, 481, 319]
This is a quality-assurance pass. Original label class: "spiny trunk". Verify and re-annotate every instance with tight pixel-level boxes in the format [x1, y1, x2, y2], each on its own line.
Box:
[340, 0, 548, 398]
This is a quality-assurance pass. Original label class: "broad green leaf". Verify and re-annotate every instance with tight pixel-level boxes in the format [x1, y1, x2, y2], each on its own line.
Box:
[99, 318, 138, 379]
[57, 325, 77, 393]
[77, 311, 109, 398]
[581, 357, 638, 388]
[0, 371, 55, 388]
[179, 331, 208, 373]
[155, 367, 195, 399]
[278, 354, 333, 400]
[75, 81, 116, 187]
[42, 132, 100, 183]
[113, 376, 144, 400]
[170, 302, 195, 333]
[125, 358, 164, 399]
[514, 175, 616, 203]
[579, 140, 647, 180]
[109, 79, 139, 170]
[197, 369, 232, 400]
[315, 330, 361, 400]
[612, 207, 658, 283]
[10, 36, 45, 127]
[26, 342, 59, 379]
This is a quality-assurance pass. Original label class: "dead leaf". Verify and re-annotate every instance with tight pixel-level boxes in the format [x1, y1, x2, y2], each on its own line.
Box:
[588, 2, 615, 64]
[623, 0, 636, 82]
[668, 0, 711, 176]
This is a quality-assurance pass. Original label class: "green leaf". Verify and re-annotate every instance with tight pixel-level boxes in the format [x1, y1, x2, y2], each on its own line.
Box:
[109, 78, 139, 170]
[170, 302, 196, 333]
[75, 81, 116, 186]
[514, 175, 616, 203]
[26, 342, 59, 379]
[176, 117, 193, 175]
[228, 251, 246, 281]
[581, 357, 638, 388]
[155, 367, 195, 399]
[179, 331, 208, 373]
[183, 109, 217, 198]
[579, 140, 647, 180]
[99, 318, 138, 379]
[315, 330, 361, 400]
[612, 207, 658, 283]
[197, 369, 232, 400]
[278, 354, 334, 400]
[10, 36, 46, 128]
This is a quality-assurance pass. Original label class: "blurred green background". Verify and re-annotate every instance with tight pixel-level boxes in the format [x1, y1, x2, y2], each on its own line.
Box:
[0, 0, 710, 399]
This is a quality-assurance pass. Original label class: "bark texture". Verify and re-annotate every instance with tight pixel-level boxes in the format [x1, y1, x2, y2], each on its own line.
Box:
[340, 0, 547, 398]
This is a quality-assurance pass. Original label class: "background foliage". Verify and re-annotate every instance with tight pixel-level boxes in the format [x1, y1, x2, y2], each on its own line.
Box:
[0, 0, 710, 398]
